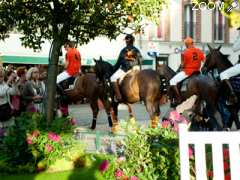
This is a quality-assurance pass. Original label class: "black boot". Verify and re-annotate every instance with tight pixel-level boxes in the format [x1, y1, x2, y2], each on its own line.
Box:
[171, 85, 182, 107]
[223, 79, 238, 105]
[112, 82, 122, 102]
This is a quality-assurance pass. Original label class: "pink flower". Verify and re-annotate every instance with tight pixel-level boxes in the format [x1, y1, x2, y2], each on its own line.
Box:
[99, 160, 109, 173]
[26, 135, 33, 144]
[70, 118, 77, 125]
[189, 147, 193, 159]
[161, 120, 170, 128]
[115, 169, 123, 177]
[45, 144, 53, 152]
[130, 176, 138, 180]
[60, 106, 69, 116]
[116, 156, 126, 163]
[48, 132, 61, 143]
[169, 111, 181, 121]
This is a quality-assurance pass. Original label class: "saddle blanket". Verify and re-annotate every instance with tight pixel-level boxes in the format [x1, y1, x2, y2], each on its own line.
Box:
[231, 76, 240, 92]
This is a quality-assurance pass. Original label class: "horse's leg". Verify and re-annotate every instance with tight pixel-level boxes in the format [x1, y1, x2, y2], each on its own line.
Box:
[101, 98, 113, 127]
[228, 106, 240, 130]
[145, 100, 160, 128]
[90, 100, 99, 130]
[111, 102, 120, 133]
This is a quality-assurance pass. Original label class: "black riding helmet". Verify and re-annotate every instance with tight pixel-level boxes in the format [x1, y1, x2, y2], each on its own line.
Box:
[125, 34, 135, 42]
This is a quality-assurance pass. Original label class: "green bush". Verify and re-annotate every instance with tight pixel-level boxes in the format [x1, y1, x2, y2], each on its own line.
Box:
[0, 112, 79, 174]
[103, 127, 180, 180]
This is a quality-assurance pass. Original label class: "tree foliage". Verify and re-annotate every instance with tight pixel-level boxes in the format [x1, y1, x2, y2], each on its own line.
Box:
[0, 0, 167, 49]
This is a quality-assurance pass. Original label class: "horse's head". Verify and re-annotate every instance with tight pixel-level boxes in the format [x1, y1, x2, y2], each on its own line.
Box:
[202, 44, 232, 73]
[156, 64, 175, 81]
[94, 56, 114, 81]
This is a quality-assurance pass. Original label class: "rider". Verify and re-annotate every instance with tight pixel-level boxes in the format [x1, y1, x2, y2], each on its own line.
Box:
[219, 27, 240, 105]
[110, 34, 143, 102]
[56, 40, 81, 85]
[169, 37, 205, 106]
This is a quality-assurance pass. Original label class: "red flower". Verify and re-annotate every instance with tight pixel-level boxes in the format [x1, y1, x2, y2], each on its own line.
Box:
[32, 130, 40, 138]
[207, 170, 213, 177]
[224, 161, 229, 170]
[45, 144, 53, 153]
[115, 169, 123, 178]
[223, 148, 229, 160]
[161, 120, 170, 128]
[225, 173, 231, 180]
[99, 160, 109, 173]
[48, 132, 61, 143]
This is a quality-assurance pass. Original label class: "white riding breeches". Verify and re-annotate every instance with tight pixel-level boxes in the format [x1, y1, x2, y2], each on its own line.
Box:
[110, 69, 127, 82]
[57, 71, 71, 84]
[233, 36, 240, 52]
[220, 64, 240, 80]
[170, 71, 188, 86]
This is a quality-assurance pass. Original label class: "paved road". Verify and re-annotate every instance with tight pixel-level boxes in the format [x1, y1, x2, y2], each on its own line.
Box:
[69, 103, 171, 131]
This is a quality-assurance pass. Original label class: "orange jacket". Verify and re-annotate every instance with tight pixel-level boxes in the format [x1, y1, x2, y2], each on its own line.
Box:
[65, 48, 81, 76]
[182, 47, 205, 75]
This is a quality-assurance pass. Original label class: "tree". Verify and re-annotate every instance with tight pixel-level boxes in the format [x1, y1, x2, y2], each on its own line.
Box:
[0, 0, 167, 123]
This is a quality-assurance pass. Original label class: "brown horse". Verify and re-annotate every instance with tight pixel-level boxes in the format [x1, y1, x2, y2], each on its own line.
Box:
[157, 64, 222, 130]
[57, 73, 113, 129]
[201, 45, 240, 129]
[94, 58, 165, 132]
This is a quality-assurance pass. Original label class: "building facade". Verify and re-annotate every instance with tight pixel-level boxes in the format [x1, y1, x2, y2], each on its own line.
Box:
[136, 0, 240, 71]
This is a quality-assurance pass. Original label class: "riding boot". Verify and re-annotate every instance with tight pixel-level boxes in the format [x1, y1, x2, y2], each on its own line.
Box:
[171, 85, 182, 107]
[223, 79, 238, 105]
[57, 84, 65, 95]
[112, 82, 122, 102]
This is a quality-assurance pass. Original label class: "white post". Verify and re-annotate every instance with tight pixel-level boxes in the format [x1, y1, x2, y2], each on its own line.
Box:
[179, 124, 190, 180]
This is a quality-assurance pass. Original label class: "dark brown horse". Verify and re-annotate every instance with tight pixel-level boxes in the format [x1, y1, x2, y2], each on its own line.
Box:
[157, 64, 222, 130]
[94, 58, 166, 132]
[201, 45, 240, 129]
[57, 73, 113, 129]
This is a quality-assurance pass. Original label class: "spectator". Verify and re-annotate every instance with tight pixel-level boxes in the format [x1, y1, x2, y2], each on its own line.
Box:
[0, 67, 18, 121]
[22, 67, 45, 113]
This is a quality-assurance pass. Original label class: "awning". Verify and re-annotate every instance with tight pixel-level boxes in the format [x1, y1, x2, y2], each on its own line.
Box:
[0, 55, 153, 66]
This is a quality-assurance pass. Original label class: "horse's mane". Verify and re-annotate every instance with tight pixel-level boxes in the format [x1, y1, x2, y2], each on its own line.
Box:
[217, 50, 233, 67]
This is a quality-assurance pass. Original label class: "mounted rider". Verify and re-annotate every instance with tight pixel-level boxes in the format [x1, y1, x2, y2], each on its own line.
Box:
[169, 37, 205, 106]
[56, 40, 81, 85]
[110, 34, 143, 102]
[219, 27, 240, 105]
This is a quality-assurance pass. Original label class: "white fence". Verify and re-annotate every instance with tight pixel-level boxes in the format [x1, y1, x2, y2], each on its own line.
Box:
[179, 124, 240, 180]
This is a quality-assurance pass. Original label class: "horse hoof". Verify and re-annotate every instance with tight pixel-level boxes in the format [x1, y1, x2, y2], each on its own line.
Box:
[112, 124, 120, 134]
[90, 126, 96, 130]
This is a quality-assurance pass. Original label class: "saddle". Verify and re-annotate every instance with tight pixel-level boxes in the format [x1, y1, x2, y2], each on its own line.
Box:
[178, 71, 200, 92]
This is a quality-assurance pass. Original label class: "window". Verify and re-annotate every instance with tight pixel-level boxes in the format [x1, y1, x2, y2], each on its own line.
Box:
[184, 5, 196, 39]
[144, 11, 165, 40]
[213, 9, 225, 42]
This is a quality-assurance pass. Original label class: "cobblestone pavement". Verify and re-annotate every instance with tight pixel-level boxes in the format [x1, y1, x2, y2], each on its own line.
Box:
[69, 102, 171, 132]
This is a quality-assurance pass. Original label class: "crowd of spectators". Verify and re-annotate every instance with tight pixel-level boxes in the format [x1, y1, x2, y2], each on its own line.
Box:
[0, 64, 47, 122]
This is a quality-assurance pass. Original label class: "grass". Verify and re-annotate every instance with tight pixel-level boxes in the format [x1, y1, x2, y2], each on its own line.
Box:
[0, 168, 104, 180]
[0, 154, 111, 180]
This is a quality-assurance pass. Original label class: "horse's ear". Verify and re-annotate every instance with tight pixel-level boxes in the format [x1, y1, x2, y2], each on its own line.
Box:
[93, 58, 97, 63]
[217, 45, 222, 51]
[207, 44, 213, 51]
[99, 56, 103, 61]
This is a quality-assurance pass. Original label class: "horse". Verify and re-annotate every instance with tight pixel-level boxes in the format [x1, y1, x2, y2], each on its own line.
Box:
[201, 45, 240, 129]
[157, 64, 222, 130]
[56, 73, 114, 130]
[94, 57, 166, 132]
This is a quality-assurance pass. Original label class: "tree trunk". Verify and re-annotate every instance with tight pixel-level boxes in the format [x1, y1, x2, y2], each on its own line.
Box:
[46, 38, 62, 124]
